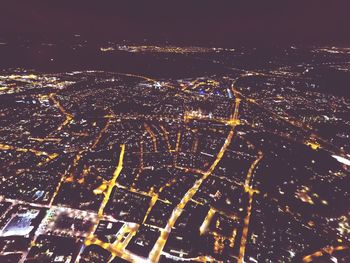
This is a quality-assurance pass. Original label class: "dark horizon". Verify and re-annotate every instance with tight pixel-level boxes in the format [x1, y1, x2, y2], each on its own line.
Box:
[2, 1, 350, 47]
[1, 2, 350, 263]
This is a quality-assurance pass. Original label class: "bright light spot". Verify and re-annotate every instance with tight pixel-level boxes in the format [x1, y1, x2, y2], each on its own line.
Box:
[332, 155, 350, 166]
[330, 256, 338, 263]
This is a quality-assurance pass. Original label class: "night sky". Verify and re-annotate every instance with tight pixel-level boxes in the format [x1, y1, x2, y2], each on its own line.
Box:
[1, 1, 350, 46]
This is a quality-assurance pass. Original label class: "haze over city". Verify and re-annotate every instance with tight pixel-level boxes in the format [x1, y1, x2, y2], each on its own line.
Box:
[0, 1, 349, 263]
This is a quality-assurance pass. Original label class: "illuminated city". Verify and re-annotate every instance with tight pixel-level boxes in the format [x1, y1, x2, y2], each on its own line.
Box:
[0, 1, 350, 263]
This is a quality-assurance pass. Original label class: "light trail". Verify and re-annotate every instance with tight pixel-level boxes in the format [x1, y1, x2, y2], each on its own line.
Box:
[98, 144, 125, 217]
[160, 125, 172, 152]
[49, 93, 73, 131]
[142, 194, 159, 224]
[144, 123, 158, 152]
[81, 145, 133, 263]
[0, 143, 58, 160]
[238, 152, 264, 263]
[174, 131, 182, 166]
[49, 150, 83, 206]
[148, 84, 241, 263]
[91, 119, 110, 149]
[302, 245, 349, 262]
[199, 208, 216, 235]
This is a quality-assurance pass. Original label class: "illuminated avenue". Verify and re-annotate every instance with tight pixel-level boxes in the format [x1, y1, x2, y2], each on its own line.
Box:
[0, 43, 349, 263]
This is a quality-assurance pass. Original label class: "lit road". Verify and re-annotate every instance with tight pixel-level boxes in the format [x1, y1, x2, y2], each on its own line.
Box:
[148, 85, 242, 263]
